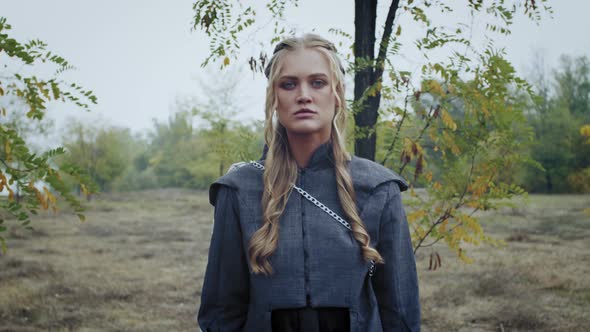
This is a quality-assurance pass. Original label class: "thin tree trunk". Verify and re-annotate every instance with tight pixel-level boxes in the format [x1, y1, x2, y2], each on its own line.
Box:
[353, 0, 401, 161]
[353, 0, 378, 160]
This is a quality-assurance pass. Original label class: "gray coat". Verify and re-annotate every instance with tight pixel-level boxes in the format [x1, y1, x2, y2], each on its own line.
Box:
[198, 144, 420, 331]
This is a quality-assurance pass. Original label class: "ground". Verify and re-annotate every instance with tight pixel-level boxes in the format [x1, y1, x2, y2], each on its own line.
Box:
[0, 189, 588, 331]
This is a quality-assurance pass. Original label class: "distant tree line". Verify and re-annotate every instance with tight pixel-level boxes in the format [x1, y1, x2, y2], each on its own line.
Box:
[59, 110, 263, 193]
[522, 55, 590, 193]
[55, 54, 589, 195]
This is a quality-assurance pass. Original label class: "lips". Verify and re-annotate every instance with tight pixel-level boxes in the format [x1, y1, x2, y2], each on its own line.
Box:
[294, 108, 316, 115]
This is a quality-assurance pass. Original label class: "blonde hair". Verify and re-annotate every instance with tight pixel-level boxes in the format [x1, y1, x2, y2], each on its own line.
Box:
[249, 34, 384, 275]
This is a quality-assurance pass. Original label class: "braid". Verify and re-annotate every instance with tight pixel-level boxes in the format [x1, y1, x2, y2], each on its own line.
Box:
[249, 33, 383, 275]
[332, 131, 384, 264]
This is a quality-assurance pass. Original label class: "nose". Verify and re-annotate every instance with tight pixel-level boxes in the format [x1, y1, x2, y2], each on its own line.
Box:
[296, 84, 312, 104]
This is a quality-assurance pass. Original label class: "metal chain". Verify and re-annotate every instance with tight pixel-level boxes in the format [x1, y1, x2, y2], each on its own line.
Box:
[249, 161, 375, 276]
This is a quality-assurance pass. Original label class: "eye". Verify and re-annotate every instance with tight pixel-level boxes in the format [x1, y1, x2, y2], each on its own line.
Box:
[279, 81, 296, 90]
[311, 79, 327, 88]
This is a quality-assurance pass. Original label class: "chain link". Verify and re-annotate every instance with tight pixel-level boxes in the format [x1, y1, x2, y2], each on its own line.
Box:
[249, 161, 376, 276]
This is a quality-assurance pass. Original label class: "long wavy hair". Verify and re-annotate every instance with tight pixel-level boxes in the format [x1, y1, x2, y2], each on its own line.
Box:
[248, 34, 384, 275]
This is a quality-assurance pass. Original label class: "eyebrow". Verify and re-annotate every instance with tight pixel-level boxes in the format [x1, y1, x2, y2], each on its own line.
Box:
[278, 73, 329, 80]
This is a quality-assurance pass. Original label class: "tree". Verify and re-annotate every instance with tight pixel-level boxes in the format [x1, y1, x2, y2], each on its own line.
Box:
[143, 71, 263, 189]
[141, 108, 262, 189]
[146, 110, 199, 188]
[189, 1, 551, 263]
[183, 69, 264, 177]
[0, 97, 55, 202]
[192, 0, 549, 159]
[60, 120, 134, 194]
[525, 55, 590, 193]
[0, 17, 97, 251]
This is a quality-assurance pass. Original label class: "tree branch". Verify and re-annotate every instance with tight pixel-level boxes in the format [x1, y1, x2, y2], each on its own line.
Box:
[398, 104, 438, 175]
[0, 158, 41, 174]
[375, 0, 402, 80]
[381, 92, 409, 165]
[413, 149, 479, 254]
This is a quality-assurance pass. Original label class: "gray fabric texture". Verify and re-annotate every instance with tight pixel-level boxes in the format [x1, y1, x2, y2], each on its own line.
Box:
[198, 143, 420, 332]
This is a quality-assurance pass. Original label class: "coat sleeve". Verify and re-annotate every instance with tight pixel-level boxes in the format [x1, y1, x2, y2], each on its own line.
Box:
[372, 181, 421, 332]
[198, 185, 250, 332]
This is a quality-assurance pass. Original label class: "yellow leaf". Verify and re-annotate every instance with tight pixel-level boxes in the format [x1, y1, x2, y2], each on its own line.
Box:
[424, 80, 445, 97]
[414, 226, 426, 239]
[396, 25, 402, 36]
[408, 210, 427, 222]
[223, 57, 230, 66]
[581, 124, 590, 144]
[43, 187, 57, 205]
[441, 109, 457, 131]
[439, 220, 449, 233]
[458, 248, 473, 264]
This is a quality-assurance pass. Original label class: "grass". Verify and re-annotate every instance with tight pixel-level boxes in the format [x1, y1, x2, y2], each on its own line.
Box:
[0, 190, 588, 331]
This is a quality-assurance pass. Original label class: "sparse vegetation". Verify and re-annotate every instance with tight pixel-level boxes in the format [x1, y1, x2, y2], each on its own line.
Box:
[0, 190, 588, 331]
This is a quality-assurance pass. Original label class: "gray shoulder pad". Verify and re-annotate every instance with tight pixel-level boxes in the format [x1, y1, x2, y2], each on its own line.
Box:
[349, 156, 408, 193]
[208, 161, 264, 206]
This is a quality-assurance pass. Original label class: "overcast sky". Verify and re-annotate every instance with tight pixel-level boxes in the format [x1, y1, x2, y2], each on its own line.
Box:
[2, 0, 589, 135]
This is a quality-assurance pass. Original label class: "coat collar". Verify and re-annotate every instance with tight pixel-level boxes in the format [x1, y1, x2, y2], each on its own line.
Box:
[260, 141, 334, 171]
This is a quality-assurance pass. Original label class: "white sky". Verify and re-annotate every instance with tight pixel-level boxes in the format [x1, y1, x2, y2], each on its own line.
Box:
[2, 0, 589, 137]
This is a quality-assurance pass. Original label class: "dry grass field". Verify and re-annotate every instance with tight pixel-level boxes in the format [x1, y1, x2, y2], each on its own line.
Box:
[0, 189, 588, 331]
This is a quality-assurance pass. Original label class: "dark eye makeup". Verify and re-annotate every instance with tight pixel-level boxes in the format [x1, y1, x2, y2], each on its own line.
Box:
[278, 78, 328, 90]
[279, 81, 296, 90]
[311, 79, 327, 88]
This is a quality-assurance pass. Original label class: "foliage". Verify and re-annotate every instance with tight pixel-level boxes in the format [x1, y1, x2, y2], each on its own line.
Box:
[376, 48, 535, 262]
[67, 91, 263, 192]
[0, 17, 97, 252]
[582, 124, 590, 144]
[139, 71, 264, 189]
[59, 120, 135, 193]
[524, 55, 590, 193]
[145, 111, 202, 188]
[190, 0, 551, 264]
[141, 109, 263, 190]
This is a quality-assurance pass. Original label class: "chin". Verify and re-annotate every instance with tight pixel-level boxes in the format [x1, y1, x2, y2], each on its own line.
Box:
[284, 124, 323, 136]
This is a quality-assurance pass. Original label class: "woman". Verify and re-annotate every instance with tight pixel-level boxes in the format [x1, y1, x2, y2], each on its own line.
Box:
[198, 34, 420, 332]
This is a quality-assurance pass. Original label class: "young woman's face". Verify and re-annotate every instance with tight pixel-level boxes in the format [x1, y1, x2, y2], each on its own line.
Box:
[275, 48, 337, 142]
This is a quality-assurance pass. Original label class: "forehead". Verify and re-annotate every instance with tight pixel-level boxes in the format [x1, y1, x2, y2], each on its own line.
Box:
[278, 48, 332, 77]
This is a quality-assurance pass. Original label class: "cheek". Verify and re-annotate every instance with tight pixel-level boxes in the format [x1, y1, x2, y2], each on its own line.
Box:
[320, 92, 337, 113]
[275, 92, 291, 112]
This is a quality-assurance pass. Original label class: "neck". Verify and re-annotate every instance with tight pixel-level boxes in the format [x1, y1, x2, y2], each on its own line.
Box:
[287, 132, 330, 168]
